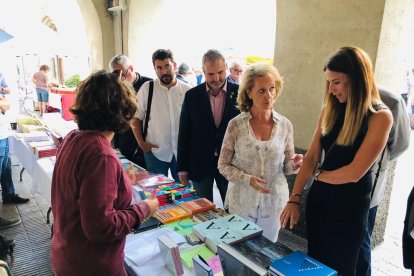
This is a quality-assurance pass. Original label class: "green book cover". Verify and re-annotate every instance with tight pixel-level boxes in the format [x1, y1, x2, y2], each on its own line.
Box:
[163, 218, 197, 236]
[180, 244, 215, 269]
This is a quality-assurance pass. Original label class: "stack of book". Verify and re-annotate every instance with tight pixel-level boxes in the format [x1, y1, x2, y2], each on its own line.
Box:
[180, 198, 216, 216]
[192, 214, 263, 253]
[27, 140, 54, 153]
[153, 205, 191, 224]
[192, 208, 230, 223]
[143, 183, 196, 206]
[268, 251, 337, 276]
[192, 255, 223, 276]
[35, 145, 57, 158]
[217, 235, 292, 275]
[158, 234, 184, 275]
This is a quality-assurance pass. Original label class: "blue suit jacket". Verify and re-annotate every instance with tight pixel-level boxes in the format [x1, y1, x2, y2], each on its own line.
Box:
[177, 81, 240, 182]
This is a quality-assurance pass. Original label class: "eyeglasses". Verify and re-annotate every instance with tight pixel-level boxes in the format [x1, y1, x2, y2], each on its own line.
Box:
[231, 68, 243, 74]
[112, 69, 127, 78]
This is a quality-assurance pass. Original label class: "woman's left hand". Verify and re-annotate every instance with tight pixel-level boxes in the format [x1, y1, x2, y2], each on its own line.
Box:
[290, 154, 304, 171]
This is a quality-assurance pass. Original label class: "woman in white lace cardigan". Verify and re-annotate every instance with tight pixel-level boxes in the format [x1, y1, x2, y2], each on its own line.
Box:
[218, 63, 303, 242]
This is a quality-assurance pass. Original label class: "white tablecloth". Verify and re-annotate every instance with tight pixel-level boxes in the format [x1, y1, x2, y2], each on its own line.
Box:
[8, 135, 37, 176]
[8, 135, 54, 203]
[31, 157, 55, 204]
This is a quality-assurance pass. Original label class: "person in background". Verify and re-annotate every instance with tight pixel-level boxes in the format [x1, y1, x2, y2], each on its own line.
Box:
[51, 71, 159, 276]
[403, 185, 414, 275]
[356, 87, 410, 275]
[177, 49, 240, 204]
[0, 72, 11, 96]
[280, 46, 393, 275]
[226, 61, 244, 84]
[218, 63, 303, 242]
[0, 83, 30, 205]
[32, 65, 52, 117]
[176, 62, 194, 87]
[131, 49, 191, 182]
[109, 54, 152, 168]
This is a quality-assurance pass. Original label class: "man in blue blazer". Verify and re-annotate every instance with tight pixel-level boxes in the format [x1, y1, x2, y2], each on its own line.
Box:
[177, 49, 240, 204]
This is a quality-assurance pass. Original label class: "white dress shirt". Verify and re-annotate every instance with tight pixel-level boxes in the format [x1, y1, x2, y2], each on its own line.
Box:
[135, 78, 191, 162]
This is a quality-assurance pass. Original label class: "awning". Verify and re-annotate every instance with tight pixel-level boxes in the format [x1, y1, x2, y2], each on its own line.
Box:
[0, 28, 13, 43]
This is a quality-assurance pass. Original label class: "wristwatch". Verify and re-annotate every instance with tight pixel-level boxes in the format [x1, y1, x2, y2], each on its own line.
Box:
[314, 169, 322, 181]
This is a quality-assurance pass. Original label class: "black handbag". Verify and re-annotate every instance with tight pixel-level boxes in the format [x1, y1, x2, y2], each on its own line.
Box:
[132, 81, 154, 168]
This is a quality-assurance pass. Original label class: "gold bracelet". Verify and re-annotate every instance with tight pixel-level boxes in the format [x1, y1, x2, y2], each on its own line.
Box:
[287, 201, 300, 205]
[290, 193, 301, 198]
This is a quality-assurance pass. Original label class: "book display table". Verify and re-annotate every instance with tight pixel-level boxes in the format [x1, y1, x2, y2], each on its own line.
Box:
[8, 113, 77, 202]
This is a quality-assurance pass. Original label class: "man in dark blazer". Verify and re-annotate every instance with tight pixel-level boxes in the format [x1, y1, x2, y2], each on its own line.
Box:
[177, 49, 240, 204]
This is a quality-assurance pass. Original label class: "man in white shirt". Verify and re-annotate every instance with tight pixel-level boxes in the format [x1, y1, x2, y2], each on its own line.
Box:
[131, 49, 191, 181]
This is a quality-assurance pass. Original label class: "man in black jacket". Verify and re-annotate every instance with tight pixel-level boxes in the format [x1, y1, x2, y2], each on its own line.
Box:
[177, 49, 240, 204]
[109, 54, 152, 168]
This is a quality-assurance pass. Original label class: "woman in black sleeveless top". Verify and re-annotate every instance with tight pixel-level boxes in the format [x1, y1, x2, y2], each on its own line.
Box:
[280, 46, 393, 275]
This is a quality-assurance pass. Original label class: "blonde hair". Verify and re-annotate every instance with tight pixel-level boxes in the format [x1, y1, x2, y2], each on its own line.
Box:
[322, 46, 382, 145]
[237, 63, 283, 112]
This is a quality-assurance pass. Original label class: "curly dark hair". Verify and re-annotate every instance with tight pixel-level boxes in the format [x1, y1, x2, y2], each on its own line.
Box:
[70, 70, 137, 132]
[152, 49, 174, 65]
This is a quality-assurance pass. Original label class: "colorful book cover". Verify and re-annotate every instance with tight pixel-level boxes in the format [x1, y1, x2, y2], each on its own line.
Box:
[153, 206, 191, 224]
[180, 244, 215, 269]
[180, 198, 216, 215]
[163, 218, 197, 236]
[206, 255, 223, 276]
[174, 195, 201, 204]
[192, 208, 230, 223]
[269, 251, 338, 276]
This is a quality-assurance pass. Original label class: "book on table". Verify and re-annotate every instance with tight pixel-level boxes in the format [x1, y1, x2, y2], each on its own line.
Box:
[180, 244, 215, 269]
[192, 254, 224, 276]
[162, 218, 197, 236]
[217, 243, 268, 276]
[230, 235, 292, 269]
[133, 216, 162, 234]
[158, 234, 184, 276]
[179, 198, 216, 215]
[153, 205, 191, 224]
[192, 214, 263, 253]
[192, 208, 230, 223]
[192, 256, 213, 276]
[268, 251, 338, 276]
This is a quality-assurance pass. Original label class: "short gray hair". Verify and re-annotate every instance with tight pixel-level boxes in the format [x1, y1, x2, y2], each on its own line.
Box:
[228, 61, 244, 69]
[202, 49, 225, 69]
[109, 54, 131, 70]
[178, 63, 191, 75]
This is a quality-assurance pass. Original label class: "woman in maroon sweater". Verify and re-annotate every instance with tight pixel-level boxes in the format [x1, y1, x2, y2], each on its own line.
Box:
[51, 71, 159, 276]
